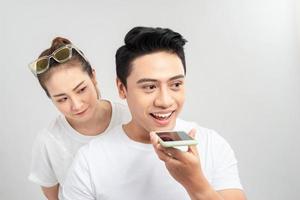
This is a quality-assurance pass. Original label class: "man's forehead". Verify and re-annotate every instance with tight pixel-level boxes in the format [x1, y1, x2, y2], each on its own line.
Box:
[129, 53, 184, 79]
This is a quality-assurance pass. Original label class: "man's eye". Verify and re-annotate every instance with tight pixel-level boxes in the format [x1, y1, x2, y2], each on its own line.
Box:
[142, 84, 156, 92]
[171, 81, 183, 90]
[174, 82, 181, 87]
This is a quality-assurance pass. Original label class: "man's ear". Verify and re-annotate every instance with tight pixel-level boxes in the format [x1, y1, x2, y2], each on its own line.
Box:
[116, 78, 127, 99]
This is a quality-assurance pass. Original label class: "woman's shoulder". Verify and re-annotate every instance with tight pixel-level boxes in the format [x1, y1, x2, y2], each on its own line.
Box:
[33, 115, 67, 145]
[109, 100, 131, 124]
[110, 101, 128, 112]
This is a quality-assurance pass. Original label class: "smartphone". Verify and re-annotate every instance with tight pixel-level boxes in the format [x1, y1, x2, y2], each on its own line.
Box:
[156, 131, 198, 147]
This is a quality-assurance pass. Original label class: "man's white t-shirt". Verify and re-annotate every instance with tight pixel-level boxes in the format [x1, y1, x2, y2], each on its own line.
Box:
[62, 118, 243, 200]
[28, 101, 131, 187]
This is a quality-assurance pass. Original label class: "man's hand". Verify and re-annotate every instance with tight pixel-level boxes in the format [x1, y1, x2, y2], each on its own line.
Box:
[150, 129, 247, 200]
[150, 129, 206, 189]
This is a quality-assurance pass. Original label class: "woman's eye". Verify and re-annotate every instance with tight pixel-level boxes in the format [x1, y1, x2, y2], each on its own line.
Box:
[57, 97, 67, 103]
[78, 86, 87, 93]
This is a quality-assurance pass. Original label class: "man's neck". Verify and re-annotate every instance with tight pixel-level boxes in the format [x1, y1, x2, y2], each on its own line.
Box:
[122, 122, 151, 144]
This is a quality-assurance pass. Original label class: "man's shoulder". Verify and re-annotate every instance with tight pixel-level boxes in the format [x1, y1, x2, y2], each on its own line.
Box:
[75, 124, 123, 165]
[86, 125, 123, 149]
[175, 118, 213, 134]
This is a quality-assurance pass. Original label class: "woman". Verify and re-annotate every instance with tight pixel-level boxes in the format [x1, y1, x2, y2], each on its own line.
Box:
[28, 37, 130, 200]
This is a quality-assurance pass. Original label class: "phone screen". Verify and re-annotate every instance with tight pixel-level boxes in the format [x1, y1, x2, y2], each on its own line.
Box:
[156, 131, 192, 142]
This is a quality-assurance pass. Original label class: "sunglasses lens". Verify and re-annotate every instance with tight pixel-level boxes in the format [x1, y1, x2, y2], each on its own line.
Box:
[36, 58, 49, 74]
[54, 47, 71, 62]
[29, 45, 78, 76]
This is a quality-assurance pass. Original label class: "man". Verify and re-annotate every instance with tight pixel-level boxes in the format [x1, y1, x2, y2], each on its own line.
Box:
[62, 26, 246, 200]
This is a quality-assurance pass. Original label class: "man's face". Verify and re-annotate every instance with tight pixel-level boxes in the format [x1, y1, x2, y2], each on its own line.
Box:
[119, 51, 185, 136]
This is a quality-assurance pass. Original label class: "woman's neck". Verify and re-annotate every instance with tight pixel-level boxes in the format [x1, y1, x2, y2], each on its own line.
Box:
[67, 100, 112, 136]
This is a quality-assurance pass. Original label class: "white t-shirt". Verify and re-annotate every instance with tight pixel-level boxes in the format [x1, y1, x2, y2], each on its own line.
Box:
[28, 101, 131, 187]
[62, 119, 243, 200]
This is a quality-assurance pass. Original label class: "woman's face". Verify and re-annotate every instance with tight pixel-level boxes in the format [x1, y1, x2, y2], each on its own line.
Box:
[44, 63, 99, 124]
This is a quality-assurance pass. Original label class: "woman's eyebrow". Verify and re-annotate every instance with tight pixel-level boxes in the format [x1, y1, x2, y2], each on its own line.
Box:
[52, 81, 85, 97]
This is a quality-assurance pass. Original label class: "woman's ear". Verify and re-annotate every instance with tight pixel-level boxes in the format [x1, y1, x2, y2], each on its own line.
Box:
[91, 69, 97, 85]
[116, 78, 127, 99]
[91, 69, 101, 99]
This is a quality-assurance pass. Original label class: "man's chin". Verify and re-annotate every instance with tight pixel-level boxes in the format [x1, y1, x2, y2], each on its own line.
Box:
[148, 121, 176, 132]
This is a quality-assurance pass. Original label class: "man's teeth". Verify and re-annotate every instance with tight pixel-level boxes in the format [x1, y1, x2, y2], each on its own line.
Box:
[152, 112, 172, 119]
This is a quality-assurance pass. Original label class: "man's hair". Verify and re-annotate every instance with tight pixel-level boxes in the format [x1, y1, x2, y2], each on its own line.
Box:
[116, 26, 187, 86]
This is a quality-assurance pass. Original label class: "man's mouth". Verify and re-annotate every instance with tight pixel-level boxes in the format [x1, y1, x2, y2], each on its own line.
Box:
[150, 111, 174, 120]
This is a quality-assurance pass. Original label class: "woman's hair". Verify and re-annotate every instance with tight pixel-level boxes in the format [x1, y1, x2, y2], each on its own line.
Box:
[36, 37, 93, 97]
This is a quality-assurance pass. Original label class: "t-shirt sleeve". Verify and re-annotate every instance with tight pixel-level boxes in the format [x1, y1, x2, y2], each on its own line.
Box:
[210, 131, 243, 191]
[62, 146, 95, 200]
[114, 102, 131, 124]
[28, 131, 58, 187]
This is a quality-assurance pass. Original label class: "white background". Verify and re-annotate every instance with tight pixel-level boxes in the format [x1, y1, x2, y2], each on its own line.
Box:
[1, 0, 299, 199]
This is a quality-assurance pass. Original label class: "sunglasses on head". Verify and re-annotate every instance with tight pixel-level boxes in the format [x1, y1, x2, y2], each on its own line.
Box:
[29, 44, 87, 76]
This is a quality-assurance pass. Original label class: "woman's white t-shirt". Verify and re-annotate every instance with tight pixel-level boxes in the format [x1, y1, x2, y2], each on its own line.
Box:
[28, 101, 131, 187]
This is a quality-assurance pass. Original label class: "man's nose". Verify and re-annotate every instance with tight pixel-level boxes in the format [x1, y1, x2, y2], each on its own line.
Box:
[154, 87, 174, 108]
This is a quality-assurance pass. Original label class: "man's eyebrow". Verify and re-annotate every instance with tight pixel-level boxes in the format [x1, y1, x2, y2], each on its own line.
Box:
[136, 78, 157, 84]
[136, 75, 185, 84]
[52, 81, 85, 97]
[169, 75, 185, 81]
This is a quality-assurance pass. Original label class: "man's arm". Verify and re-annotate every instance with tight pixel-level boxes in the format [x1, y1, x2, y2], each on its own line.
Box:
[150, 130, 247, 200]
[41, 184, 59, 200]
[184, 182, 246, 200]
[218, 189, 246, 200]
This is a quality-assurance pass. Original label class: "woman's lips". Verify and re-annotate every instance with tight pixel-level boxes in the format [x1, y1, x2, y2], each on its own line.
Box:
[75, 108, 88, 116]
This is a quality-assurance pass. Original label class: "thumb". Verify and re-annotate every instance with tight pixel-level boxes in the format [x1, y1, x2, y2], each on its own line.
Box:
[149, 131, 158, 144]
[187, 128, 198, 155]
[188, 128, 197, 139]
